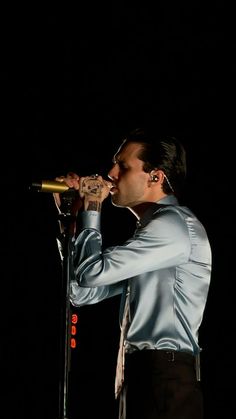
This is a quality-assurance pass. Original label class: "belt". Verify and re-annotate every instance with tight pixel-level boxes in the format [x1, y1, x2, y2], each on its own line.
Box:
[126, 349, 195, 364]
[125, 349, 201, 380]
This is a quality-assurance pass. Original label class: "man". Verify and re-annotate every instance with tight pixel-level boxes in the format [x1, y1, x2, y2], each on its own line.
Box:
[54, 129, 212, 418]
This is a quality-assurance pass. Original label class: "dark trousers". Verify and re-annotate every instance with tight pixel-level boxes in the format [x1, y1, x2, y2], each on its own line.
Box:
[124, 350, 203, 419]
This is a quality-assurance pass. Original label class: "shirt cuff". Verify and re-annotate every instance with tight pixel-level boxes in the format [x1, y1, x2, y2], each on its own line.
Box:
[81, 210, 101, 230]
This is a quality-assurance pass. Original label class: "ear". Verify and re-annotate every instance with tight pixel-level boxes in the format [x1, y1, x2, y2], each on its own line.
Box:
[149, 169, 165, 183]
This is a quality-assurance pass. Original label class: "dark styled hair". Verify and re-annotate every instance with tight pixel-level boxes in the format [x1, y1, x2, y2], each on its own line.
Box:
[122, 128, 187, 197]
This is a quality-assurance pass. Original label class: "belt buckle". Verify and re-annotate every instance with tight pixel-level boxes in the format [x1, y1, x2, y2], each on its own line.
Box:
[166, 351, 175, 362]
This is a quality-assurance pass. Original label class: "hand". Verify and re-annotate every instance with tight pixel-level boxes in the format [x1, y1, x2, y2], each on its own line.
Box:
[53, 172, 81, 216]
[79, 174, 112, 211]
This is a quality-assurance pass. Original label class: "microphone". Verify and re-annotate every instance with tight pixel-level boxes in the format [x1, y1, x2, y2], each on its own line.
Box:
[30, 180, 70, 193]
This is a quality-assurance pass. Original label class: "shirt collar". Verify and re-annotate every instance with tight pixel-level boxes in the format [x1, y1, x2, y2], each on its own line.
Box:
[136, 195, 179, 228]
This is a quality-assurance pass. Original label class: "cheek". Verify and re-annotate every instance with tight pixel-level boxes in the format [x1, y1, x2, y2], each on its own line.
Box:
[135, 173, 149, 186]
[127, 175, 147, 192]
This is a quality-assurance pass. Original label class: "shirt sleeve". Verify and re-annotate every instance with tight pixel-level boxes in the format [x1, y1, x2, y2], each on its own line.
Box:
[73, 208, 191, 288]
[69, 211, 123, 307]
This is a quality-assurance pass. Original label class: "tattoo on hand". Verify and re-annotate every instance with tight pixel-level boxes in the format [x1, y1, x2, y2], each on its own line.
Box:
[82, 178, 102, 197]
[87, 201, 101, 211]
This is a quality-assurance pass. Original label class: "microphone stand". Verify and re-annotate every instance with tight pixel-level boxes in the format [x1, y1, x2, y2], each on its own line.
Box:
[57, 190, 79, 419]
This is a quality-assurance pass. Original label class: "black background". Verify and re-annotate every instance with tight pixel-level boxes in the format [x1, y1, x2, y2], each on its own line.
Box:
[1, 3, 233, 419]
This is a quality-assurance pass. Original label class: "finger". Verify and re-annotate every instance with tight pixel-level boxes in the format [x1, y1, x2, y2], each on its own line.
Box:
[79, 177, 85, 198]
[67, 172, 80, 181]
[55, 176, 65, 183]
[104, 180, 113, 189]
[53, 192, 61, 208]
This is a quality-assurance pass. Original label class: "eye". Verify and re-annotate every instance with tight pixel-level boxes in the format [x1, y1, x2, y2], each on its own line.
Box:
[119, 162, 128, 172]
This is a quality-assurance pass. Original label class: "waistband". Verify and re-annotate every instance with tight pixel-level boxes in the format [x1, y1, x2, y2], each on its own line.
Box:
[126, 349, 195, 365]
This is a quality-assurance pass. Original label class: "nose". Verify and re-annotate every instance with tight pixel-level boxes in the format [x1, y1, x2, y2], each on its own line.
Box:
[107, 170, 114, 181]
[108, 165, 118, 181]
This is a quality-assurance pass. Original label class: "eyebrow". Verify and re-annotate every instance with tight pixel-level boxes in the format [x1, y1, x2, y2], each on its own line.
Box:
[112, 154, 121, 164]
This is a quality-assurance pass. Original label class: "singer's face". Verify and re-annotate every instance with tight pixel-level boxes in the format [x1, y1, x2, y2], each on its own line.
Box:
[108, 142, 150, 208]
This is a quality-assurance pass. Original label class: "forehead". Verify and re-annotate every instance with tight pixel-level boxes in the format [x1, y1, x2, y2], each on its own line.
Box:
[114, 141, 143, 161]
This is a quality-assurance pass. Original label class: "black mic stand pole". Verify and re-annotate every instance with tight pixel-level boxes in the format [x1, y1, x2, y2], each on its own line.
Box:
[57, 191, 78, 419]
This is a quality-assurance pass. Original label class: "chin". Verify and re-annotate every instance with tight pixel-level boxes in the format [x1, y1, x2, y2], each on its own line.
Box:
[111, 196, 125, 208]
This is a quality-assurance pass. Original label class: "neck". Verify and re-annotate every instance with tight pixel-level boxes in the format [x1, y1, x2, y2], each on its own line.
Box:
[128, 202, 152, 219]
[128, 195, 168, 219]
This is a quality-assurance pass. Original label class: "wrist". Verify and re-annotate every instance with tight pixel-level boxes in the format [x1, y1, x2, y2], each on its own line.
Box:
[84, 198, 102, 212]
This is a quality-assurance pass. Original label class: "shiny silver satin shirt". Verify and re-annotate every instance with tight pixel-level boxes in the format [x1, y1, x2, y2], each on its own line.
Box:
[70, 195, 212, 355]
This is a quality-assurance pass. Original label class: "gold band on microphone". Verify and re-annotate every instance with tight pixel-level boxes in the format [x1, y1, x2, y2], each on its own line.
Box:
[41, 180, 69, 193]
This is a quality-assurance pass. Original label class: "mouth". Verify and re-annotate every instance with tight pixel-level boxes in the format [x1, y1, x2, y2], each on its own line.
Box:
[110, 184, 118, 194]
